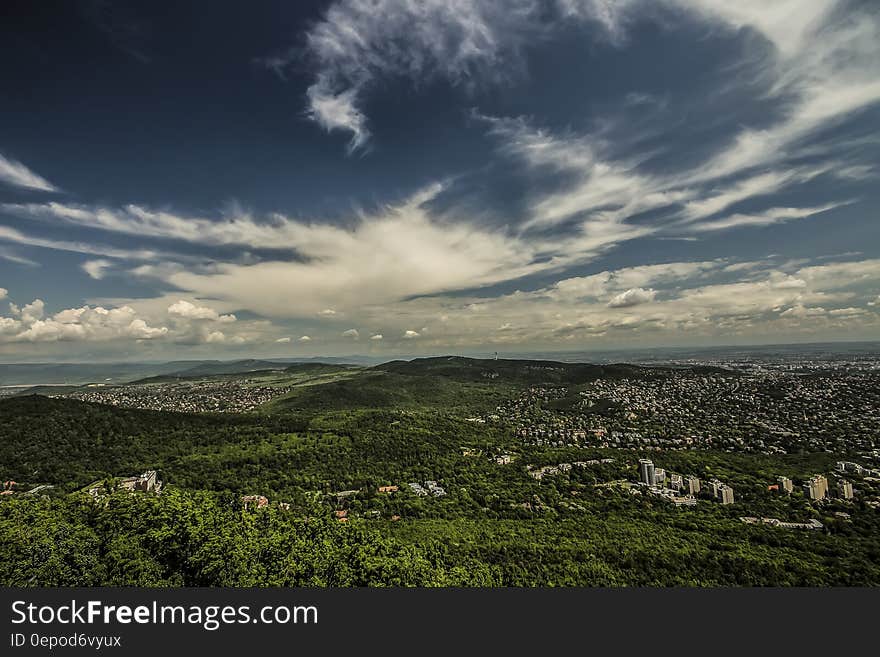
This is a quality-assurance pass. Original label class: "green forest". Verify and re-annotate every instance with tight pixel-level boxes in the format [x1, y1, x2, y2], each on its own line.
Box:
[1, 359, 878, 586]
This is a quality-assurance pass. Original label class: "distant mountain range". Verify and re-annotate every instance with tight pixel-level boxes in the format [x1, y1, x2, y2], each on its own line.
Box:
[1, 341, 877, 386]
[0, 357, 375, 386]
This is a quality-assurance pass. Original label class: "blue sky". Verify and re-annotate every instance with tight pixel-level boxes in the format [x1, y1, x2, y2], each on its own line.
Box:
[0, 0, 878, 361]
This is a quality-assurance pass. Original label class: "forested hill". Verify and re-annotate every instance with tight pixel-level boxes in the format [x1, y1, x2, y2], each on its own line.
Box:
[2, 384, 880, 587]
[372, 355, 731, 384]
[0, 395, 307, 488]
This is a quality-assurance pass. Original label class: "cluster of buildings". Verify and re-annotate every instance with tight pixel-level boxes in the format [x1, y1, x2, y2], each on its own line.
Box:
[770, 471, 858, 501]
[707, 479, 735, 505]
[836, 461, 880, 477]
[491, 363, 879, 456]
[636, 459, 706, 506]
[795, 474, 854, 501]
[120, 470, 161, 493]
[740, 517, 824, 531]
[528, 459, 614, 480]
[86, 470, 163, 499]
[407, 480, 447, 497]
[638, 460, 704, 495]
[60, 379, 294, 414]
[635, 459, 735, 505]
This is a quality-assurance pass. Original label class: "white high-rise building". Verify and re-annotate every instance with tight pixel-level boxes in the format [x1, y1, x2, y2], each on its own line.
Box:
[803, 475, 828, 500]
[639, 459, 655, 486]
[718, 485, 734, 505]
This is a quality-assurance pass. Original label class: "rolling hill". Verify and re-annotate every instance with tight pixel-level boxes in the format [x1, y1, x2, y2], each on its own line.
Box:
[371, 355, 709, 384]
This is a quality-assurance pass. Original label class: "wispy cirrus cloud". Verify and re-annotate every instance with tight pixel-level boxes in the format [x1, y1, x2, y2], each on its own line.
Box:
[0, 152, 58, 192]
[0, 224, 160, 261]
[689, 203, 848, 232]
[262, 0, 639, 152]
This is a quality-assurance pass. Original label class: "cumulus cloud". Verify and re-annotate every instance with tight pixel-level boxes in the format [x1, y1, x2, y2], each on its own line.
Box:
[342, 328, 359, 339]
[779, 305, 826, 318]
[275, 337, 291, 343]
[0, 152, 58, 192]
[206, 330, 226, 343]
[370, 334, 383, 340]
[403, 329, 420, 339]
[161, 299, 244, 345]
[298, 335, 312, 342]
[0, 288, 6, 300]
[607, 287, 656, 308]
[167, 299, 236, 323]
[0, 295, 256, 348]
[0, 299, 169, 343]
[344, 256, 880, 348]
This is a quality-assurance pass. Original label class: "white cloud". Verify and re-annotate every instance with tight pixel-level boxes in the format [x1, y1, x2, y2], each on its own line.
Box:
[677, 1, 880, 182]
[344, 256, 880, 347]
[82, 259, 113, 280]
[477, 1, 878, 244]
[167, 299, 236, 323]
[690, 203, 845, 232]
[679, 169, 826, 222]
[0, 299, 169, 343]
[779, 305, 826, 318]
[0, 247, 39, 267]
[275, 337, 291, 343]
[370, 333, 383, 340]
[403, 329, 420, 339]
[0, 223, 159, 261]
[206, 330, 226, 343]
[272, 0, 638, 151]
[2, 188, 555, 309]
[608, 287, 656, 308]
[306, 83, 370, 153]
[342, 328, 359, 339]
[0, 288, 6, 300]
[0, 152, 58, 192]
[132, 186, 565, 319]
[298, 335, 312, 342]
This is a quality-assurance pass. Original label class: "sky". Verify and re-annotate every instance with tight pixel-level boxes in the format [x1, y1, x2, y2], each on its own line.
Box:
[0, 0, 879, 362]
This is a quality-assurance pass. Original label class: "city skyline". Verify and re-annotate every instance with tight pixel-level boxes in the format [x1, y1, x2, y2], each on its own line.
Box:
[1, 1, 879, 360]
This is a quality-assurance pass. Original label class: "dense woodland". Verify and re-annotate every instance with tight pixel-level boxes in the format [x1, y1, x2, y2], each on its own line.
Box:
[1, 359, 878, 586]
